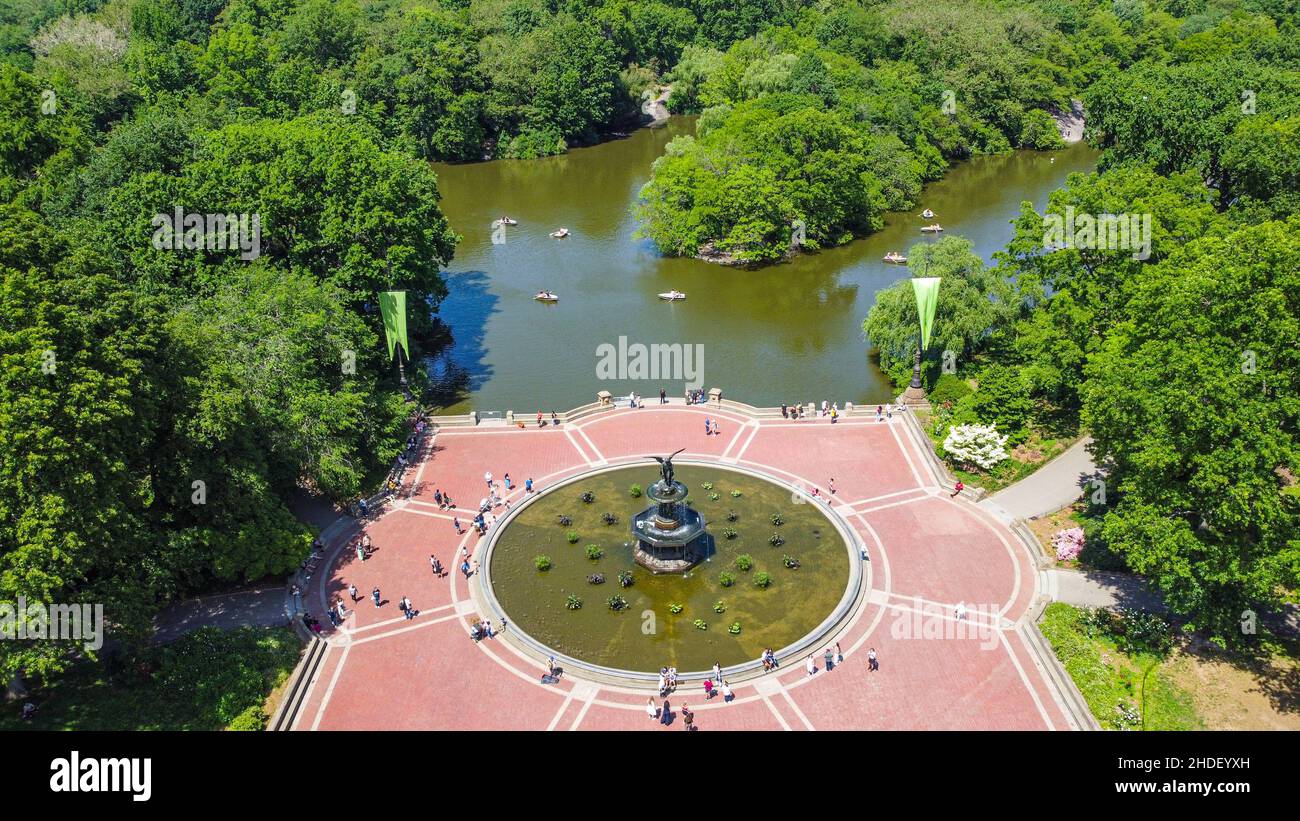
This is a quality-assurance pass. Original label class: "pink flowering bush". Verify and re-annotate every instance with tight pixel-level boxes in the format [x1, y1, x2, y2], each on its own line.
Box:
[1052, 527, 1085, 561]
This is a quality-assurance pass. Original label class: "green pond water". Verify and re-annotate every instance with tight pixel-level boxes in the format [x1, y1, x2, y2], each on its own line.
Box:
[488, 465, 852, 672]
[429, 119, 1098, 414]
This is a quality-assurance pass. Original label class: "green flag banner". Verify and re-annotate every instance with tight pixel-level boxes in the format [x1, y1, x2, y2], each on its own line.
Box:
[378, 291, 409, 361]
[911, 277, 941, 350]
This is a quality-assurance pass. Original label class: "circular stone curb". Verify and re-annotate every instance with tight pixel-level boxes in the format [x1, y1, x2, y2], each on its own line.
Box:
[472, 459, 867, 687]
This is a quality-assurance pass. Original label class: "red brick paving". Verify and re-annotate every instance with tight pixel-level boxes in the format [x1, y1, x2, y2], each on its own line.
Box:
[298, 408, 1069, 731]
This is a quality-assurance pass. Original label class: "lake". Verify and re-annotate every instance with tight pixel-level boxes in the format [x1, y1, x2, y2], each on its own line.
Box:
[429, 119, 1098, 414]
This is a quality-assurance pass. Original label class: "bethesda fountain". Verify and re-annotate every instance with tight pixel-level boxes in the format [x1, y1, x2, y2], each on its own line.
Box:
[631, 449, 710, 573]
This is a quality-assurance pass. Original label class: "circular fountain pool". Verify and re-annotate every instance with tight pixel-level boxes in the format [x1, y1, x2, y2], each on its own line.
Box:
[482, 463, 857, 674]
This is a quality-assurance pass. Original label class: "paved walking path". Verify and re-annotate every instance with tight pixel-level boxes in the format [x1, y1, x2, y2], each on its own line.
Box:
[286, 403, 1083, 731]
[980, 436, 1099, 523]
[152, 587, 289, 644]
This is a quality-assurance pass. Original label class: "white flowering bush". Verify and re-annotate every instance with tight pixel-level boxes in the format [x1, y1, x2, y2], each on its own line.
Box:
[942, 423, 1009, 470]
[1052, 527, 1086, 561]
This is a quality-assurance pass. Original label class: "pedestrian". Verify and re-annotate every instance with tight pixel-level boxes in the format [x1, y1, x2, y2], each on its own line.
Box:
[712, 661, 722, 685]
[703, 678, 714, 699]
[661, 699, 671, 725]
[537, 411, 543, 427]
[336, 599, 347, 621]
[430, 554, 442, 576]
[646, 697, 659, 720]
[705, 417, 711, 436]
[402, 596, 414, 619]
[504, 473, 512, 490]
[829, 478, 837, 495]
[955, 601, 967, 621]
[875, 405, 883, 422]
[835, 641, 843, 664]
[824, 646, 835, 671]
[658, 668, 668, 696]
[371, 587, 381, 608]
[525, 477, 534, 493]
[660, 388, 667, 404]
[484, 471, 493, 488]
[461, 558, 471, 578]
[362, 534, 372, 552]
[349, 583, 358, 602]
[358, 498, 369, 516]
[355, 541, 365, 563]
[868, 647, 879, 671]
[681, 704, 694, 731]
[713, 419, 721, 437]
[551, 411, 559, 426]
[291, 584, 303, 614]
[721, 680, 734, 703]
[483, 619, 495, 638]
[831, 406, 838, 424]
[806, 654, 816, 676]
[453, 517, 463, 534]
[951, 480, 964, 498]
[435, 488, 444, 507]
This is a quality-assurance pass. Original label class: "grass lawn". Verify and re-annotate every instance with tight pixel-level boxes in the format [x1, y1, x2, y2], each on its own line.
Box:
[0, 625, 303, 731]
[1039, 602, 1200, 730]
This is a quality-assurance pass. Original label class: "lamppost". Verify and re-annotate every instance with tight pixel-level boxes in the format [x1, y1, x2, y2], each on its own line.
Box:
[901, 267, 941, 407]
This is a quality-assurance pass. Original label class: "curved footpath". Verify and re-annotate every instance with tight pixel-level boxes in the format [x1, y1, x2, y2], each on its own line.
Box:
[272, 398, 1098, 731]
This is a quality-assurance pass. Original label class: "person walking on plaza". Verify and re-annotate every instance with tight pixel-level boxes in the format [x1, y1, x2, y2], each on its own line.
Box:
[461, 557, 472, 578]
[703, 678, 714, 700]
[829, 478, 837, 495]
[660, 388, 667, 404]
[401, 596, 414, 619]
[721, 680, 734, 703]
[647, 696, 659, 720]
[867, 647, 879, 672]
[661, 699, 671, 725]
[806, 654, 816, 676]
[705, 417, 711, 436]
[356, 541, 365, 563]
[484, 470, 493, 488]
[951, 480, 964, 498]
[835, 641, 843, 664]
[525, 477, 534, 493]
[824, 647, 835, 671]
[681, 704, 694, 731]
[336, 599, 347, 621]
[349, 583, 359, 602]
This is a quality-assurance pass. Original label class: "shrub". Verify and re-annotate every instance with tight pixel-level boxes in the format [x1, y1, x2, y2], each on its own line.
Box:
[718, 571, 735, 587]
[728, 622, 741, 634]
[942, 423, 1010, 470]
[753, 571, 772, 588]
[226, 705, 267, 731]
[701, 482, 714, 491]
[580, 491, 595, 504]
[769, 533, 785, 547]
[629, 484, 642, 498]
[601, 512, 618, 525]
[693, 619, 707, 630]
[534, 555, 552, 571]
[587, 573, 605, 584]
[722, 527, 738, 539]
[669, 603, 684, 614]
[725, 510, 738, 522]
[566, 531, 580, 543]
[735, 554, 754, 571]
[708, 492, 720, 501]
[1052, 527, 1085, 561]
[712, 600, 726, 614]
[782, 554, 800, 569]
[618, 570, 634, 588]
[730, 489, 742, 497]
[557, 514, 572, 527]
[770, 513, 785, 526]
[929, 373, 973, 406]
[607, 595, 628, 611]
[565, 594, 583, 610]
[585, 544, 604, 560]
